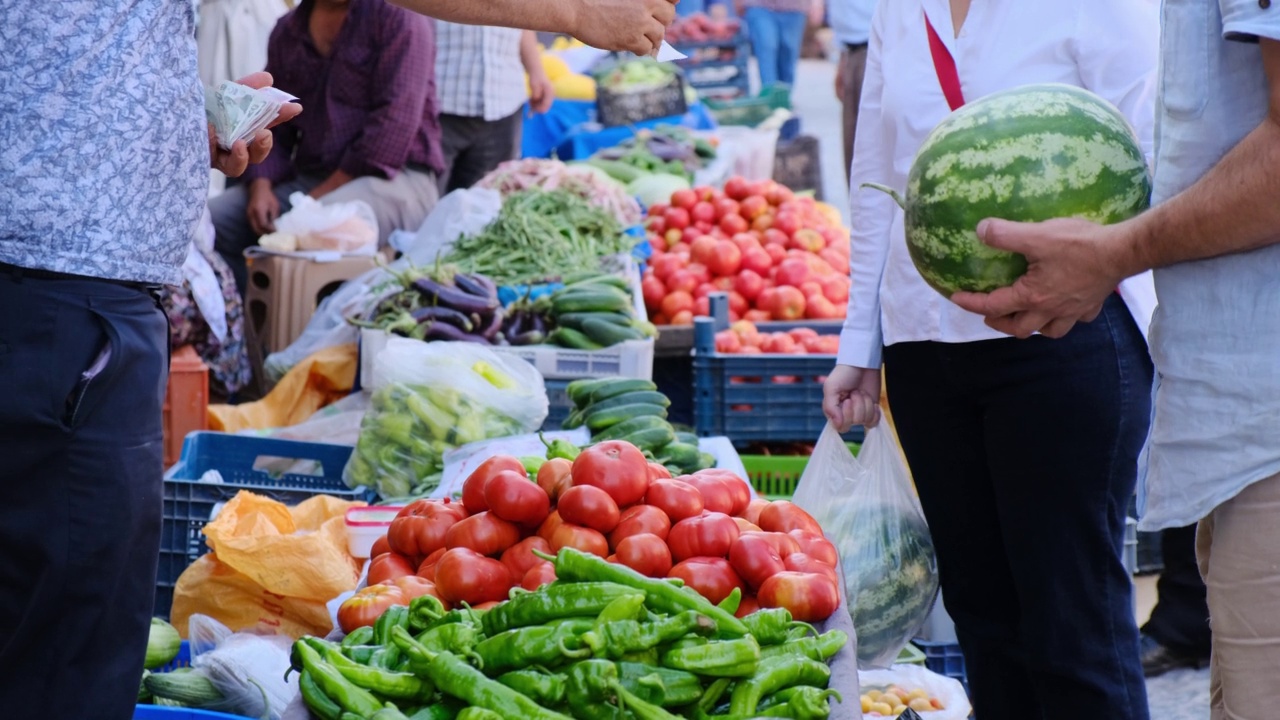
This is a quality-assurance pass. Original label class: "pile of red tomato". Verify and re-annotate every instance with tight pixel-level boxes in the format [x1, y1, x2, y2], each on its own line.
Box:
[641, 176, 852, 326]
[714, 321, 840, 356]
[338, 439, 843, 633]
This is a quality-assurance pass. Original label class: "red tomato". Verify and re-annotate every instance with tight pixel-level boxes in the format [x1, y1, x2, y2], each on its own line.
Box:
[757, 571, 840, 622]
[667, 512, 740, 562]
[416, 547, 447, 581]
[368, 552, 416, 585]
[678, 474, 734, 515]
[483, 470, 551, 527]
[772, 213, 800, 237]
[735, 593, 761, 618]
[742, 531, 803, 559]
[501, 536, 554, 584]
[770, 286, 807, 321]
[762, 227, 791, 245]
[337, 584, 408, 634]
[805, 295, 841, 320]
[671, 309, 694, 325]
[734, 518, 763, 533]
[799, 280, 824, 300]
[370, 535, 391, 559]
[745, 309, 773, 323]
[727, 291, 749, 318]
[462, 456, 526, 514]
[742, 499, 771, 525]
[608, 504, 672, 549]
[615, 533, 673, 578]
[549, 523, 610, 558]
[647, 462, 673, 481]
[663, 206, 691, 231]
[434, 548, 512, 606]
[733, 269, 764, 302]
[719, 213, 749, 236]
[389, 575, 446, 604]
[788, 530, 840, 567]
[714, 197, 742, 220]
[645, 479, 705, 521]
[791, 228, 825, 253]
[571, 440, 650, 507]
[764, 243, 788, 266]
[645, 216, 666, 235]
[521, 562, 557, 591]
[537, 509, 564, 542]
[642, 275, 667, 311]
[788, 327, 819, 342]
[445, 511, 522, 556]
[784, 552, 840, 586]
[670, 188, 698, 210]
[691, 201, 717, 225]
[739, 195, 769, 221]
[752, 214, 774, 232]
[666, 269, 698, 296]
[820, 248, 850, 275]
[707, 240, 742, 277]
[661, 290, 695, 319]
[690, 235, 719, 266]
[775, 258, 812, 288]
[761, 333, 797, 354]
[536, 457, 574, 503]
[765, 184, 795, 206]
[388, 499, 468, 559]
[651, 254, 686, 283]
[648, 202, 669, 216]
[820, 274, 851, 304]
[669, 557, 747, 605]
[723, 177, 751, 201]
[696, 469, 752, 516]
[557, 485, 622, 534]
[686, 262, 712, 287]
[758, 501, 824, 535]
[728, 532, 786, 589]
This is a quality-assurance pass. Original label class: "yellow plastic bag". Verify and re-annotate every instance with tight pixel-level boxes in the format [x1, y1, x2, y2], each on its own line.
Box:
[207, 343, 357, 433]
[170, 491, 364, 639]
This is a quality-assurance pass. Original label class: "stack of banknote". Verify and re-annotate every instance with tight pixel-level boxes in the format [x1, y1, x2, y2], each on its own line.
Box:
[205, 80, 297, 150]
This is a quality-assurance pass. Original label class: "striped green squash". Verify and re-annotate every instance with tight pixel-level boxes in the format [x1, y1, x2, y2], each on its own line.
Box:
[867, 83, 1152, 297]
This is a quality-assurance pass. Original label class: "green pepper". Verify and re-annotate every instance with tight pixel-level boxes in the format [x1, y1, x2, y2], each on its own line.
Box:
[343, 645, 379, 665]
[617, 662, 704, 708]
[614, 682, 682, 720]
[408, 595, 448, 631]
[416, 623, 483, 663]
[726, 655, 831, 716]
[619, 647, 660, 665]
[756, 688, 843, 719]
[316, 642, 434, 702]
[370, 704, 413, 720]
[341, 625, 376, 650]
[566, 658, 625, 718]
[406, 698, 464, 720]
[456, 708, 504, 720]
[391, 627, 573, 720]
[758, 629, 848, 663]
[544, 437, 581, 461]
[371, 605, 410, 669]
[661, 636, 761, 677]
[582, 611, 716, 659]
[594, 593, 648, 626]
[698, 678, 733, 714]
[474, 617, 594, 673]
[295, 641, 384, 717]
[299, 669, 343, 720]
[539, 548, 749, 637]
[482, 582, 644, 636]
[717, 587, 742, 616]
[496, 669, 568, 706]
[741, 608, 816, 646]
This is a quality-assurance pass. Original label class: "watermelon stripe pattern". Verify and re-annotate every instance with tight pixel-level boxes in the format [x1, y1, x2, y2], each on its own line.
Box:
[899, 83, 1152, 296]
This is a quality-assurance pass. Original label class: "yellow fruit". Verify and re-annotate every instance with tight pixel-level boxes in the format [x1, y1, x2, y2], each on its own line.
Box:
[869, 701, 894, 716]
[861, 696, 873, 712]
[553, 73, 596, 101]
[909, 698, 934, 712]
[541, 53, 570, 82]
[866, 690, 883, 701]
[909, 689, 929, 700]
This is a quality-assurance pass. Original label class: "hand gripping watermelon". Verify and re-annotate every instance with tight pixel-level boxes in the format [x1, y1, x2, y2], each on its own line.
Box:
[865, 83, 1152, 297]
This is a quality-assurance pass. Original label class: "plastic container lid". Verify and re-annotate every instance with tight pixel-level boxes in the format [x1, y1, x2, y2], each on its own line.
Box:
[345, 505, 403, 526]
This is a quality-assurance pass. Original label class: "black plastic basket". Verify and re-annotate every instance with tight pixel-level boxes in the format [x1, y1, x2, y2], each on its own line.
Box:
[596, 75, 689, 127]
[772, 135, 824, 200]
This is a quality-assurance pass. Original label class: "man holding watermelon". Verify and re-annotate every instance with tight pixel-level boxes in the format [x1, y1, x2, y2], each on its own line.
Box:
[952, 5, 1280, 714]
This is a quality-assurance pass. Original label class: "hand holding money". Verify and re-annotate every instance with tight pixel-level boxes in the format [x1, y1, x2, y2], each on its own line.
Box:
[207, 72, 302, 178]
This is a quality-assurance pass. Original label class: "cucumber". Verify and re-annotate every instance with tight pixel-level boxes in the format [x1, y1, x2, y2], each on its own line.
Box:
[564, 274, 631, 292]
[555, 311, 635, 332]
[656, 442, 701, 469]
[674, 431, 700, 446]
[547, 327, 604, 350]
[592, 414, 674, 442]
[583, 158, 646, 184]
[552, 288, 632, 314]
[567, 378, 614, 407]
[585, 403, 669, 433]
[583, 390, 672, 416]
[145, 670, 226, 707]
[631, 320, 659, 338]
[695, 452, 717, 471]
[561, 408, 586, 430]
[619, 425, 678, 453]
[582, 317, 646, 347]
[586, 378, 658, 405]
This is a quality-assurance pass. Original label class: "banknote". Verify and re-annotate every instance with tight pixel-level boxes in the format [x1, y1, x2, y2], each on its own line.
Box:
[205, 81, 298, 150]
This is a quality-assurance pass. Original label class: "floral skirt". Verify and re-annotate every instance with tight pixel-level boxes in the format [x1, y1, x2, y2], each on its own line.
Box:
[161, 247, 252, 398]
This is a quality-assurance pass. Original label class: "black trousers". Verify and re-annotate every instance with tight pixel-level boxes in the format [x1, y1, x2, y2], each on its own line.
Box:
[883, 295, 1151, 720]
[1142, 523, 1211, 655]
[437, 109, 523, 195]
[0, 271, 168, 719]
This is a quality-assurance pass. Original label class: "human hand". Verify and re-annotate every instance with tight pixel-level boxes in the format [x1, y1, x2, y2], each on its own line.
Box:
[569, 0, 677, 55]
[949, 217, 1129, 339]
[246, 180, 281, 235]
[822, 364, 882, 433]
[209, 72, 302, 178]
[527, 71, 556, 114]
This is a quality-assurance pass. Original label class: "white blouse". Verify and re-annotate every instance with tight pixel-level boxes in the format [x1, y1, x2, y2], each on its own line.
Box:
[836, 0, 1161, 369]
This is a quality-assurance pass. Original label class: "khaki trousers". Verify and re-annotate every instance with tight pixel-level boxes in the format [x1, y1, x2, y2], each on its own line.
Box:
[1197, 472, 1280, 719]
[837, 43, 869, 180]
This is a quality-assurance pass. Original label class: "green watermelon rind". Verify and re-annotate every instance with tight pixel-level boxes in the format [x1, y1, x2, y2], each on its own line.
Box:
[902, 83, 1153, 297]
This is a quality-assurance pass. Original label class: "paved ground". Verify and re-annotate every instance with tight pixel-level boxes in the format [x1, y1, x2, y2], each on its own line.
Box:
[784, 57, 1213, 718]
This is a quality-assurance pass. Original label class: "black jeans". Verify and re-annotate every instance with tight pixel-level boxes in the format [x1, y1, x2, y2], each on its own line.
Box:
[0, 271, 168, 719]
[883, 295, 1151, 720]
[1142, 523, 1211, 656]
[437, 109, 523, 195]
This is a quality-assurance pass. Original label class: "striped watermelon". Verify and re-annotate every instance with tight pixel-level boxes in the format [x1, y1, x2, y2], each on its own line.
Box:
[868, 83, 1152, 297]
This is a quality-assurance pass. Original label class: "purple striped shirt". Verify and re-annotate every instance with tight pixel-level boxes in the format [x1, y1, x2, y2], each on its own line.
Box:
[245, 0, 444, 185]
[743, 0, 813, 14]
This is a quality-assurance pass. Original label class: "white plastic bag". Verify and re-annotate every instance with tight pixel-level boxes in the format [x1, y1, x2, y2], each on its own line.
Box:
[858, 665, 972, 720]
[342, 338, 549, 499]
[181, 614, 299, 720]
[394, 186, 503, 265]
[794, 424, 940, 669]
[273, 192, 378, 253]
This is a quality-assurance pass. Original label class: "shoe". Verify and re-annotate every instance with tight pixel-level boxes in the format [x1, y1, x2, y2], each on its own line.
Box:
[1139, 634, 1210, 678]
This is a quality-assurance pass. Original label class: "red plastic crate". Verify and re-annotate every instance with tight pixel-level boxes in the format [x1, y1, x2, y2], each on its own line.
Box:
[162, 346, 208, 469]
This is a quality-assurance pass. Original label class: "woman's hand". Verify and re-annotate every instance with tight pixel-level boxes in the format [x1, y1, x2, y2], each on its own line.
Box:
[246, 180, 280, 235]
[822, 364, 882, 433]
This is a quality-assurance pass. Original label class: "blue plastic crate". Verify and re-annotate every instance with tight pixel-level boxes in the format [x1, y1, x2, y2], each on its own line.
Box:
[542, 379, 574, 431]
[155, 432, 371, 619]
[692, 294, 865, 444]
[913, 639, 969, 696]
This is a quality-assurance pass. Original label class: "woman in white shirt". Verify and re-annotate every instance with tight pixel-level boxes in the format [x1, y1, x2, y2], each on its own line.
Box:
[822, 1, 1159, 717]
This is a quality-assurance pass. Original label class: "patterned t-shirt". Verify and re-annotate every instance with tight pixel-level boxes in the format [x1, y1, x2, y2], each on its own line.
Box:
[0, 1, 209, 286]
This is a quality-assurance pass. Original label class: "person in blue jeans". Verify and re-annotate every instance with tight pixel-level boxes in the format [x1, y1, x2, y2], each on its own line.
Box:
[739, 0, 812, 87]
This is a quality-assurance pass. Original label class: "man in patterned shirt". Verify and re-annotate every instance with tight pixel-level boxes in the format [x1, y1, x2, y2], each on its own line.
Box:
[210, 0, 446, 295]
[436, 25, 555, 193]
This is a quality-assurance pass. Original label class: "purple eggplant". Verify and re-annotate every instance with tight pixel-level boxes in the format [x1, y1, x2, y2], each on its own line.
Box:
[530, 313, 548, 336]
[454, 273, 498, 303]
[413, 277, 498, 315]
[477, 308, 505, 341]
[509, 330, 546, 346]
[411, 305, 474, 332]
[422, 321, 490, 344]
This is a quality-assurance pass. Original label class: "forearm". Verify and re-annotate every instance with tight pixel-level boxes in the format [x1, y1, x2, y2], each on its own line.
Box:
[309, 169, 355, 199]
[519, 30, 541, 73]
[387, 0, 576, 35]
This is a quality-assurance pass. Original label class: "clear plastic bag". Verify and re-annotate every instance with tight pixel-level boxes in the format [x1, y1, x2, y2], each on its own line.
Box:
[793, 423, 940, 669]
[177, 614, 299, 720]
[342, 338, 549, 500]
[274, 192, 378, 253]
[857, 665, 972, 720]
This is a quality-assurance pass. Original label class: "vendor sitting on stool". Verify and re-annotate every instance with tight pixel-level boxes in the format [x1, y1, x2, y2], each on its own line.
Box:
[210, 0, 445, 296]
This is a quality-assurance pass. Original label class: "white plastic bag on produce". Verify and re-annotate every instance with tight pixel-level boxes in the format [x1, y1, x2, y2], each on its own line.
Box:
[794, 424, 940, 669]
[714, 125, 781, 181]
[258, 391, 371, 446]
[342, 338, 549, 500]
[858, 665, 971, 720]
[179, 614, 299, 720]
[394, 186, 503, 265]
[274, 192, 378, 253]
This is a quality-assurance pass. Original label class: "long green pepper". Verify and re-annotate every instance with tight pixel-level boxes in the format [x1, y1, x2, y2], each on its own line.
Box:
[481, 582, 643, 636]
[741, 608, 817, 646]
[474, 617, 594, 673]
[726, 655, 832, 716]
[756, 688, 843, 719]
[661, 635, 761, 677]
[294, 641, 384, 717]
[298, 669, 343, 720]
[616, 662, 704, 708]
[582, 611, 717, 659]
[496, 669, 568, 706]
[758, 629, 848, 663]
